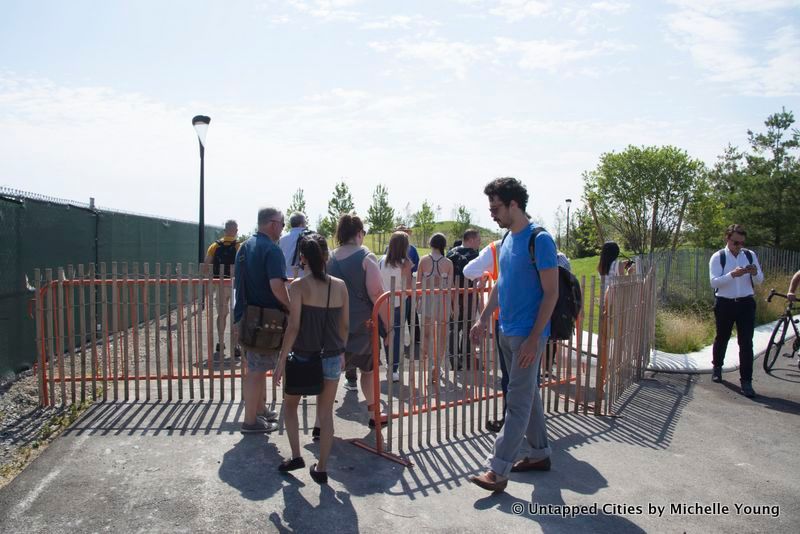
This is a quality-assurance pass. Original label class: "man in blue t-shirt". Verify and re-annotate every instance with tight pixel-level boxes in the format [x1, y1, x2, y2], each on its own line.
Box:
[468, 177, 559, 493]
[234, 207, 290, 434]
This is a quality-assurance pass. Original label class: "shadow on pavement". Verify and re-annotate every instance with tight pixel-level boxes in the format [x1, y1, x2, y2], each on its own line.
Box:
[269, 485, 358, 533]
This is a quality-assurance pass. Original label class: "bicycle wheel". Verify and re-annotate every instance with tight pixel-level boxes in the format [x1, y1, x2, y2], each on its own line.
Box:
[763, 318, 788, 373]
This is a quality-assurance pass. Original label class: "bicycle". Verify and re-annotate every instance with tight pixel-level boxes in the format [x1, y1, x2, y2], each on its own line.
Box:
[763, 289, 800, 373]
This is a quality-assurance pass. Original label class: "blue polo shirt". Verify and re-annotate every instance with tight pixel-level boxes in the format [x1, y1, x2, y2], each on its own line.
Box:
[497, 224, 557, 337]
[233, 232, 287, 323]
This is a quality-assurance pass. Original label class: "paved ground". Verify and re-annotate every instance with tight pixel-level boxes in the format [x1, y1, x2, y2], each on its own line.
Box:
[0, 350, 799, 533]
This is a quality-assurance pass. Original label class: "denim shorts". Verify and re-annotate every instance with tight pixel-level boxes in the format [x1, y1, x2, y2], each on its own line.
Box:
[322, 354, 344, 381]
[292, 353, 343, 381]
[245, 350, 278, 373]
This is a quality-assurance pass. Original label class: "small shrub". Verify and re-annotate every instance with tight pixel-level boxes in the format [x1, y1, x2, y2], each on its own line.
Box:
[755, 273, 793, 325]
[655, 309, 715, 353]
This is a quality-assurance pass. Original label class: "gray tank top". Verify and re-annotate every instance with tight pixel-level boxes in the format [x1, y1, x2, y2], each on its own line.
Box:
[292, 304, 346, 357]
[327, 248, 372, 354]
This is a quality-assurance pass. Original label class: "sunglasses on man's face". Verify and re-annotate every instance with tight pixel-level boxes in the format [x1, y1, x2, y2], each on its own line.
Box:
[730, 239, 745, 246]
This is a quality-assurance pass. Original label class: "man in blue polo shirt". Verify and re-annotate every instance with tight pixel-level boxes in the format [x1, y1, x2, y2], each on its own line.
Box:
[469, 177, 559, 493]
[234, 207, 290, 434]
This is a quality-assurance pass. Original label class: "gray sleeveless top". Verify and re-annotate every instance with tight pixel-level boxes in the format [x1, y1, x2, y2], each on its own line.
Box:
[292, 304, 346, 358]
[327, 248, 372, 355]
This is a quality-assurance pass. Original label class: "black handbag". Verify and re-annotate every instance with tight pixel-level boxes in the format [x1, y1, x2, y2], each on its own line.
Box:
[285, 278, 331, 396]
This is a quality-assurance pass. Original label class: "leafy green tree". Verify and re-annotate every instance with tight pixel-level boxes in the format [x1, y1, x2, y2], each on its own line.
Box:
[570, 206, 600, 258]
[738, 108, 800, 248]
[450, 204, 473, 242]
[285, 188, 307, 232]
[319, 181, 355, 240]
[688, 109, 800, 250]
[365, 184, 395, 252]
[584, 145, 706, 255]
[413, 200, 436, 247]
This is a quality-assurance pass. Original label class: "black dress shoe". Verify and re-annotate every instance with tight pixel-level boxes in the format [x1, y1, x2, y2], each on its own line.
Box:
[486, 418, 505, 433]
[278, 457, 305, 472]
[309, 463, 328, 484]
[741, 381, 756, 398]
[711, 366, 722, 383]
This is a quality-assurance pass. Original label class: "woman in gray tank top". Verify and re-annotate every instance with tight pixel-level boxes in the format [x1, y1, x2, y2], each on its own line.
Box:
[275, 233, 348, 484]
[327, 214, 388, 428]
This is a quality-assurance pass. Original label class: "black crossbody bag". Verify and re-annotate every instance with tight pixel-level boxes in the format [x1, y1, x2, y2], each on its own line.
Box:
[285, 278, 330, 396]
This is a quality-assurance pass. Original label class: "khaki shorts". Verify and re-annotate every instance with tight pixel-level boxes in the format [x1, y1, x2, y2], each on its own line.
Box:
[345, 351, 374, 373]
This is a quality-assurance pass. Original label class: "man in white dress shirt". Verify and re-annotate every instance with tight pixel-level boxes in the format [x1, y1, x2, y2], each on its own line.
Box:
[708, 224, 764, 398]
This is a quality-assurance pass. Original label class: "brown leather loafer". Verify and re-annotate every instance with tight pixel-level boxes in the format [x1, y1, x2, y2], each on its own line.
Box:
[468, 472, 508, 493]
[511, 456, 551, 473]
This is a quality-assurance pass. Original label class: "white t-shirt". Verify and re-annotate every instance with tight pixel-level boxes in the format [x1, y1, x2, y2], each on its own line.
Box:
[379, 258, 405, 307]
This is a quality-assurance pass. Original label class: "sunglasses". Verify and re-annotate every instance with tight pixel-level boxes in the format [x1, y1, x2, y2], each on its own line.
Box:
[730, 239, 745, 246]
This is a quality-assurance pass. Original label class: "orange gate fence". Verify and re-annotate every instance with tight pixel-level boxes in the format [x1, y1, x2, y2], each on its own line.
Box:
[354, 269, 657, 465]
[31, 261, 657, 467]
[32, 262, 254, 407]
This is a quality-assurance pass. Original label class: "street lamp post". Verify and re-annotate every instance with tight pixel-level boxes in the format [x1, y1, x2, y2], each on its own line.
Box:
[565, 198, 572, 251]
[192, 115, 211, 264]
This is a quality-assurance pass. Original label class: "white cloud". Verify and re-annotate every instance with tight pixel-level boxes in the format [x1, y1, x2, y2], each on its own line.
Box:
[360, 14, 441, 30]
[668, 0, 800, 15]
[665, 2, 800, 95]
[590, 1, 630, 13]
[278, 0, 363, 22]
[489, 0, 552, 22]
[370, 39, 486, 79]
[495, 37, 633, 71]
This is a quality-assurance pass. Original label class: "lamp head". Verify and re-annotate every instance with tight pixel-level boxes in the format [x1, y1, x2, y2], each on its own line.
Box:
[192, 115, 211, 147]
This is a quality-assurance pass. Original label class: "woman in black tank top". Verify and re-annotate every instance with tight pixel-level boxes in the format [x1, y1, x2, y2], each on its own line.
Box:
[275, 233, 349, 484]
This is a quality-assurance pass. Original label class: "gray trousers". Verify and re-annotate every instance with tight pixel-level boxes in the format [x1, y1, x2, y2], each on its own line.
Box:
[487, 333, 551, 477]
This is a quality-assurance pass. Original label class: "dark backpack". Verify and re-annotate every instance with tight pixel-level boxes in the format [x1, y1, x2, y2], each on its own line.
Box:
[212, 239, 238, 277]
[446, 246, 479, 287]
[717, 248, 754, 291]
[501, 227, 582, 340]
[290, 229, 314, 268]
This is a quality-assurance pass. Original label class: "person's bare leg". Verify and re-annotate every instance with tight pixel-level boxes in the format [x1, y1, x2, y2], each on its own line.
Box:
[284, 394, 302, 459]
[257, 375, 267, 415]
[216, 306, 228, 355]
[244, 371, 265, 425]
[316, 379, 339, 471]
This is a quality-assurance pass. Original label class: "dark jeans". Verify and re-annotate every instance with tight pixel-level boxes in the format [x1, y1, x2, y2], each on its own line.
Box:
[712, 296, 756, 382]
[405, 297, 421, 344]
[379, 306, 402, 373]
[448, 298, 474, 367]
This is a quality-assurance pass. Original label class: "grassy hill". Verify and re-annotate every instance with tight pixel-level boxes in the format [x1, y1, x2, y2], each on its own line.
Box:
[364, 220, 501, 254]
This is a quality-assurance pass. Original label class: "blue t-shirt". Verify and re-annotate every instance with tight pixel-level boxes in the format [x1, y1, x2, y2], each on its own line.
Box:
[233, 232, 287, 323]
[497, 224, 558, 337]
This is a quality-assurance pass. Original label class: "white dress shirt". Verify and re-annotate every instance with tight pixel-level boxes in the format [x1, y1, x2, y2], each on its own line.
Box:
[709, 247, 764, 299]
[279, 226, 306, 278]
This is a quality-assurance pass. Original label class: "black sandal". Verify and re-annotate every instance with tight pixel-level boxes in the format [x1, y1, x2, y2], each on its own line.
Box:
[312, 426, 320, 441]
[278, 457, 305, 472]
[309, 463, 328, 484]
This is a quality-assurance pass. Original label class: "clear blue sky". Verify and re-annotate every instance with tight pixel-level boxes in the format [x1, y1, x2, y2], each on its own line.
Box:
[1, 0, 798, 233]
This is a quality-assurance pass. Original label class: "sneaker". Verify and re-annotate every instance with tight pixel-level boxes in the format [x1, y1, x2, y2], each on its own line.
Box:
[711, 366, 722, 383]
[392, 371, 400, 383]
[240, 419, 279, 434]
[234, 345, 242, 360]
[741, 381, 756, 398]
[257, 408, 279, 422]
[344, 380, 358, 391]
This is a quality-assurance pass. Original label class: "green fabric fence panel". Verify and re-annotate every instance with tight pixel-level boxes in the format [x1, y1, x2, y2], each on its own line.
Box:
[0, 188, 222, 376]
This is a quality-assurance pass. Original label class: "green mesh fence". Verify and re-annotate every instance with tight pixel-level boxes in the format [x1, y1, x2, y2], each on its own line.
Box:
[0, 188, 222, 376]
